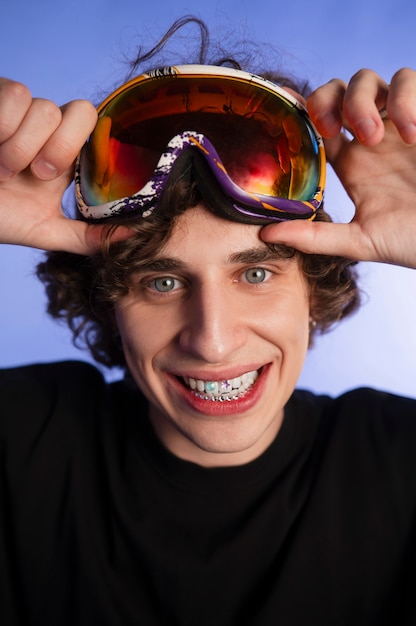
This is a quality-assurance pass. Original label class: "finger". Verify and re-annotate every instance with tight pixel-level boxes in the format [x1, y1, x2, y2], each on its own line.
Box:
[0, 79, 34, 178]
[31, 99, 97, 180]
[260, 220, 372, 261]
[84, 223, 136, 255]
[0, 78, 32, 143]
[322, 132, 351, 168]
[307, 78, 347, 138]
[385, 68, 416, 143]
[0, 97, 63, 178]
[342, 69, 389, 145]
[49, 221, 135, 256]
[14, 213, 136, 255]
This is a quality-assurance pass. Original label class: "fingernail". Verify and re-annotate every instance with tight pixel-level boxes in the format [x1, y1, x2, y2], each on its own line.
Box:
[355, 118, 377, 142]
[402, 122, 416, 143]
[0, 163, 14, 180]
[314, 112, 338, 135]
[32, 159, 58, 179]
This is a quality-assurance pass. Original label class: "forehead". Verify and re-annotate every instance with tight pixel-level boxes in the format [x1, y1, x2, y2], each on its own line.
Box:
[154, 204, 302, 275]
[160, 205, 263, 257]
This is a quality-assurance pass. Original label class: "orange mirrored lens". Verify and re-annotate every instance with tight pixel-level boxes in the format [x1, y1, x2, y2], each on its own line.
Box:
[80, 74, 320, 207]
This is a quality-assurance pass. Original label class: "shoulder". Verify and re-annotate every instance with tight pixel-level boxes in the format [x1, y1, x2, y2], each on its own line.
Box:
[293, 387, 416, 478]
[0, 359, 104, 388]
[292, 385, 416, 428]
[325, 386, 416, 432]
[290, 386, 416, 462]
[0, 360, 106, 418]
[0, 361, 143, 486]
[330, 387, 416, 458]
[0, 361, 112, 453]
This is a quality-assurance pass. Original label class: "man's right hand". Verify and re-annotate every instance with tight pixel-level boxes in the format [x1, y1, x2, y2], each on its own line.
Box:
[0, 77, 111, 255]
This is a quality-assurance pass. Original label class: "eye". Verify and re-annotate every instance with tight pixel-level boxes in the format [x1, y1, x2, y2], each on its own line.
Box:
[244, 267, 270, 284]
[151, 276, 182, 293]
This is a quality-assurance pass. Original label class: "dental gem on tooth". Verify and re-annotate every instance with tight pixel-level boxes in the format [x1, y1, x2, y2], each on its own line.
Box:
[183, 370, 259, 400]
[205, 381, 219, 394]
[220, 380, 231, 393]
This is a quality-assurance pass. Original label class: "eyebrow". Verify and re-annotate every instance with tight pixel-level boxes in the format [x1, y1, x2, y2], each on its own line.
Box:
[135, 245, 294, 273]
[135, 258, 188, 272]
[228, 245, 294, 265]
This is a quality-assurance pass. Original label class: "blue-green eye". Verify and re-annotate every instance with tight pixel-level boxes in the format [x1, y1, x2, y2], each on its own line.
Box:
[244, 267, 268, 284]
[152, 276, 178, 292]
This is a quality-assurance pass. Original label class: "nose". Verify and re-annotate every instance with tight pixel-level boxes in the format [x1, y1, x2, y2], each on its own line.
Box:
[178, 283, 247, 364]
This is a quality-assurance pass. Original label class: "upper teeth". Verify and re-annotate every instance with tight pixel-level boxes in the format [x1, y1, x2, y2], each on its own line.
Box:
[183, 370, 259, 399]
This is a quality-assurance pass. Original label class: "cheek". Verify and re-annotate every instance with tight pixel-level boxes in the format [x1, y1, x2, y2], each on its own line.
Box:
[115, 304, 149, 362]
[265, 316, 309, 358]
[115, 301, 175, 365]
[256, 289, 310, 347]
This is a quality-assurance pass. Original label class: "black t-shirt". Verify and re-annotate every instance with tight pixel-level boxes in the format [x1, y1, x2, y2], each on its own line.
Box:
[1, 361, 416, 625]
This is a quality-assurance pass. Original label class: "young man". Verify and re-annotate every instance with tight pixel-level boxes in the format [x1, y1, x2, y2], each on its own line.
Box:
[1, 55, 416, 623]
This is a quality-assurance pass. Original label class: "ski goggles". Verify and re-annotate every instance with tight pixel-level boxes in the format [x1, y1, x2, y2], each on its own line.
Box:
[75, 65, 326, 224]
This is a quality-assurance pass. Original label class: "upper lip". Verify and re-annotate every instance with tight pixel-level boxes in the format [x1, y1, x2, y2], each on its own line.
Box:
[168, 364, 267, 382]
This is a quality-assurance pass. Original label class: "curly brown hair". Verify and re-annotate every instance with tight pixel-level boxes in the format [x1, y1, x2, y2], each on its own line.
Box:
[36, 16, 361, 370]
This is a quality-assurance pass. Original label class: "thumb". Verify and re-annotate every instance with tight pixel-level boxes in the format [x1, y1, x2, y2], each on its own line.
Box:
[83, 222, 136, 255]
[46, 221, 136, 256]
[260, 219, 365, 260]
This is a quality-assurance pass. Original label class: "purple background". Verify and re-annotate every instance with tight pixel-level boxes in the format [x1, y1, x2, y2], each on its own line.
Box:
[1, 0, 416, 395]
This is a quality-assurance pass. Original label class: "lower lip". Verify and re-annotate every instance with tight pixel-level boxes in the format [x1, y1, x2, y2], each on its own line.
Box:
[168, 365, 270, 417]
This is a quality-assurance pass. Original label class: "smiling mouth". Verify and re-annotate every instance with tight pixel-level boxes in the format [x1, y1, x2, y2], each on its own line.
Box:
[182, 369, 260, 402]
